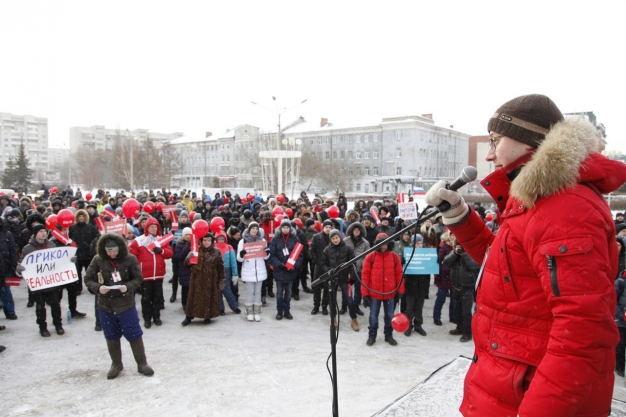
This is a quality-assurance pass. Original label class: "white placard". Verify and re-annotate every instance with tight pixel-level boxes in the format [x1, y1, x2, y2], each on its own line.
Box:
[398, 202, 418, 220]
[20, 247, 78, 291]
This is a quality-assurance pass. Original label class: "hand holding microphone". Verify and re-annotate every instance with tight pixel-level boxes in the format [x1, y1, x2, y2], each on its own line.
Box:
[425, 166, 477, 225]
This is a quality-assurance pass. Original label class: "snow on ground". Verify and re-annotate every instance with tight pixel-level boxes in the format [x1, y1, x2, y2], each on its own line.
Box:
[1, 263, 625, 417]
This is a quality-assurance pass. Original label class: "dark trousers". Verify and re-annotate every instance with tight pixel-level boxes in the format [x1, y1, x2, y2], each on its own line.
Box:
[181, 285, 189, 310]
[94, 294, 100, 326]
[75, 259, 91, 293]
[292, 258, 311, 294]
[452, 286, 474, 337]
[99, 306, 143, 342]
[35, 289, 62, 329]
[60, 281, 80, 313]
[332, 282, 356, 319]
[405, 276, 430, 326]
[141, 280, 163, 320]
[171, 260, 179, 296]
[313, 279, 329, 308]
[262, 268, 274, 296]
[617, 327, 626, 373]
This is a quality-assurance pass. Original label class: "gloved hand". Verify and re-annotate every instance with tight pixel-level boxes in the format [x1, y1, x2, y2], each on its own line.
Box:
[264, 248, 271, 254]
[424, 180, 469, 225]
[16, 265, 25, 276]
[239, 250, 247, 257]
[70, 256, 77, 263]
[185, 252, 194, 260]
[218, 279, 226, 291]
[153, 247, 163, 254]
[363, 296, 371, 308]
[103, 216, 112, 222]
[232, 275, 239, 285]
[279, 264, 288, 271]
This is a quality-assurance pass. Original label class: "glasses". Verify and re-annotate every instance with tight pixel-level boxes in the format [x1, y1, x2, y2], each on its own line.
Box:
[489, 135, 504, 151]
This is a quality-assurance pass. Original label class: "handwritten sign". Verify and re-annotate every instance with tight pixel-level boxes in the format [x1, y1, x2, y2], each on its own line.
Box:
[403, 248, 439, 274]
[398, 202, 418, 220]
[243, 241, 267, 259]
[21, 247, 78, 291]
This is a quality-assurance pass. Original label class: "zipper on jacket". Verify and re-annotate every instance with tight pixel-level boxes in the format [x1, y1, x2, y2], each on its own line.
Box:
[546, 256, 560, 296]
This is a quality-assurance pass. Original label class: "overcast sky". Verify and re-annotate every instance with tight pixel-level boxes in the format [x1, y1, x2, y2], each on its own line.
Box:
[1, 1, 624, 152]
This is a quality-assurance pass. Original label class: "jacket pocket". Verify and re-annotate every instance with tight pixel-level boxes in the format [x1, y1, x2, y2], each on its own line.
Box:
[539, 236, 593, 297]
[488, 323, 548, 367]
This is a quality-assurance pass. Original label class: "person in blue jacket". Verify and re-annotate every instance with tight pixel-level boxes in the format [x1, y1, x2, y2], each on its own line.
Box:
[215, 231, 240, 315]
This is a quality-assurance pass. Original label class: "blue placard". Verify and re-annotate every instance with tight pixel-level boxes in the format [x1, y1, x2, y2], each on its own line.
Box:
[403, 248, 439, 275]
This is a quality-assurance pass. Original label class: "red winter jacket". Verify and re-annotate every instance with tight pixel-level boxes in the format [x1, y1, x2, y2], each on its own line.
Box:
[361, 234, 404, 300]
[128, 217, 173, 281]
[449, 119, 626, 417]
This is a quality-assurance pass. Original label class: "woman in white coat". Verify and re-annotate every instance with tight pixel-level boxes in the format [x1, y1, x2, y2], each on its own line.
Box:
[236, 222, 270, 321]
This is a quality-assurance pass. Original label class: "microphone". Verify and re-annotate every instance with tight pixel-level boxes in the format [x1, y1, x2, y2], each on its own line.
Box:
[438, 166, 478, 212]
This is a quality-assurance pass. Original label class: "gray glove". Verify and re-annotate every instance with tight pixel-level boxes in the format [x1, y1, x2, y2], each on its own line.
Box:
[424, 180, 469, 225]
[218, 279, 226, 291]
[232, 275, 239, 285]
[70, 256, 77, 263]
[16, 264, 26, 274]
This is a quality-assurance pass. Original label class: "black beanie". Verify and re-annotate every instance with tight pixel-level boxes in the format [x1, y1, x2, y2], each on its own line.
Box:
[323, 219, 333, 227]
[488, 94, 564, 148]
[305, 219, 315, 228]
[32, 224, 47, 237]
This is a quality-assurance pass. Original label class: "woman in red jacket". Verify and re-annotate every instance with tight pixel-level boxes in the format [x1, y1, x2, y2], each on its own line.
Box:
[129, 217, 173, 328]
[361, 233, 404, 347]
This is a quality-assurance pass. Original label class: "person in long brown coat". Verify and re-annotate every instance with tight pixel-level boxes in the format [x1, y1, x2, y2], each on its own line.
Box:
[181, 233, 226, 325]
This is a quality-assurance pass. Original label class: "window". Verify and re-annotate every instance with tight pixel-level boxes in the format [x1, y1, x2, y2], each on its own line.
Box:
[364, 167, 370, 175]
[364, 134, 369, 143]
[340, 151, 345, 159]
[356, 183, 361, 191]
[348, 168, 353, 175]
[332, 151, 337, 160]
[373, 133, 379, 142]
[340, 136, 345, 144]
[346, 135, 352, 144]
[317, 137, 322, 145]
[364, 151, 370, 159]
[325, 137, 330, 144]
[373, 151, 379, 159]
[373, 167, 379, 175]
[325, 151, 330, 160]
[356, 168, 362, 175]
[356, 152, 361, 160]
[396, 167, 402, 175]
[396, 130, 402, 140]
[348, 151, 353, 159]
[356, 135, 361, 143]
[396, 148, 402, 158]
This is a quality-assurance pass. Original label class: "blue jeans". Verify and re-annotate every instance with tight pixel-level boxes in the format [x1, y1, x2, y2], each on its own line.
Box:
[1, 272, 15, 316]
[275, 281, 293, 312]
[433, 288, 455, 322]
[220, 267, 239, 312]
[99, 306, 143, 342]
[368, 298, 395, 339]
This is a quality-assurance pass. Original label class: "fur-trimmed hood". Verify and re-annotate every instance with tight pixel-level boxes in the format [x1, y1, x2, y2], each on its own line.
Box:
[509, 118, 625, 208]
[346, 222, 366, 238]
[75, 209, 89, 223]
[96, 233, 129, 259]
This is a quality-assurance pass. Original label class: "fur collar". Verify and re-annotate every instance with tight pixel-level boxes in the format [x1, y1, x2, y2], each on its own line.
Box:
[510, 118, 602, 208]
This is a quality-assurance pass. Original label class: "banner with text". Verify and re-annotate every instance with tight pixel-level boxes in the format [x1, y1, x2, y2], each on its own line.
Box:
[105, 219, 127, 236]
[403, 248, 439, 275]
[398, 202, 418, 220]
[243, 241, 267, 259]
[21, 247, 78, 291]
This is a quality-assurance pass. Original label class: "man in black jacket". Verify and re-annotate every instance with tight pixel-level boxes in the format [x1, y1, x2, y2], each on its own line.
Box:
[69, 209, 100, 304]
[0, 219, 18, 320]
[361, 214, 379, 248]
[310, 219, 333, 315]
[290, 220, 310, 301]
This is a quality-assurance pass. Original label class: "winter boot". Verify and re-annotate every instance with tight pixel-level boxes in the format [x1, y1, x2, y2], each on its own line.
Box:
[351, 318, 360, 332]
[129, 337, 154, 376]
[253, 303, 262, 322]
[245, 304, 254, 322]
[106, 339, 124, 379]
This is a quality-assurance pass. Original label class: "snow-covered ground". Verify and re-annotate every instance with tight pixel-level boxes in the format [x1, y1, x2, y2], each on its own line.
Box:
[1, 264, 625, 417]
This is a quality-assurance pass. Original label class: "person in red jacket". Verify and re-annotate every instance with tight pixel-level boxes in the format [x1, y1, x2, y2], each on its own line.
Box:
[426, 94, 626, 417]
[129, 217, 173, 328]
[361, 233, 404, 346]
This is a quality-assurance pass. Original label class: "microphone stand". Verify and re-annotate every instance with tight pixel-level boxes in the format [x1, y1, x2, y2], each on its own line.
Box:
[312, 206, 441, 417]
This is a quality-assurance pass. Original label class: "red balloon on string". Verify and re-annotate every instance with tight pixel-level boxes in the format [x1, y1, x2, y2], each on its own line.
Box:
[192, 219, 209, 238]
[209, 217, 225, 233]
[57, 209, 75, 228]
[276, 195, 285, 204]
[273, 214, 284, 228]
[240, 197, 247, 204]
[391, 313, 410, 333]
[327, 205, 340, 219]
[285, 208, 293, 218]
[45, 214, 58, 230]
[314, 220, 323, 232]
[189, 211, 196, 221]
[156, 202, 165, 212]
[143, 201, 155, 213]
[272, 206, 284, 218]
[122, 198, 140, 219]
[85, 193, 92, 201]
[294, 218, 302, 229]
[50, 187, 58, 193]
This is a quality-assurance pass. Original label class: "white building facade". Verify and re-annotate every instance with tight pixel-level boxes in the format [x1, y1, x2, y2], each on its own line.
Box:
[69, 125, 183, 151]
[0, 112, 49, 176]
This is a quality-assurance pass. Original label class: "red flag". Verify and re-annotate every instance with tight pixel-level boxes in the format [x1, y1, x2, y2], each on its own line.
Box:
[189, 237, 199, 264]
[50, 229, 77, 247]
[370, 207, 381, 226]
[285, 242, 303, 270]
[147, 233, 175, 253]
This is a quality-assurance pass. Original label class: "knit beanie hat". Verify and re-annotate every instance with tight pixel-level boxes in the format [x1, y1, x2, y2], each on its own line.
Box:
[32, 224, 47, 237]
[329, 229, 341, 239]
[182, 227, 192, 236]
[305, 218, 315, 228]
[322, 219, 333, 228]
[412, 234, 424, 244]
[488, 94, 564, 148]
[248, 221, 259, 231]
[180, 210, 189, 218]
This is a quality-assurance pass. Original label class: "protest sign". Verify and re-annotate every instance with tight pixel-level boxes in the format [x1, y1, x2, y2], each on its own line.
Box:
[21, 247, 78, 291]
[403, 248, 439, 274]
[398, 202, 418, 221]
[243, 241, 267, 259]
[104, 218, 127, 236]
[285, 242, 303, 270]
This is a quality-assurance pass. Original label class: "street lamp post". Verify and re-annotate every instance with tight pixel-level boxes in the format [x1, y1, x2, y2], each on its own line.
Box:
[252, 97, 307, 194]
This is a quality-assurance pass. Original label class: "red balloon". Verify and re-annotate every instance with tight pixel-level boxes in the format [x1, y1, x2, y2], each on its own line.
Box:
[272, 206, 284, 218]
[327, 205, 340, 219]
[314, 220, 323, 232]
[210, 217, 225, 233]
[143, 201, 155, 213]
[85, 193, 92, 201]
[240, 197, 247, 204]
[273, 214, 284, 228]
[45, 214, 58, 230]
[189, 211, 196, 221]
[223, 197, 229, 204]
[57, 209, 75, 228]
[192, 219, 209, 238]
[392, 313, 410, 333]
[50, 187, 58, 193]
[157, 202, 165, 212]
[276, 195, 285, 204]
[285, 208, 293, 218]
[122, 198, 140, 219]
[294, 218, 302, 229]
